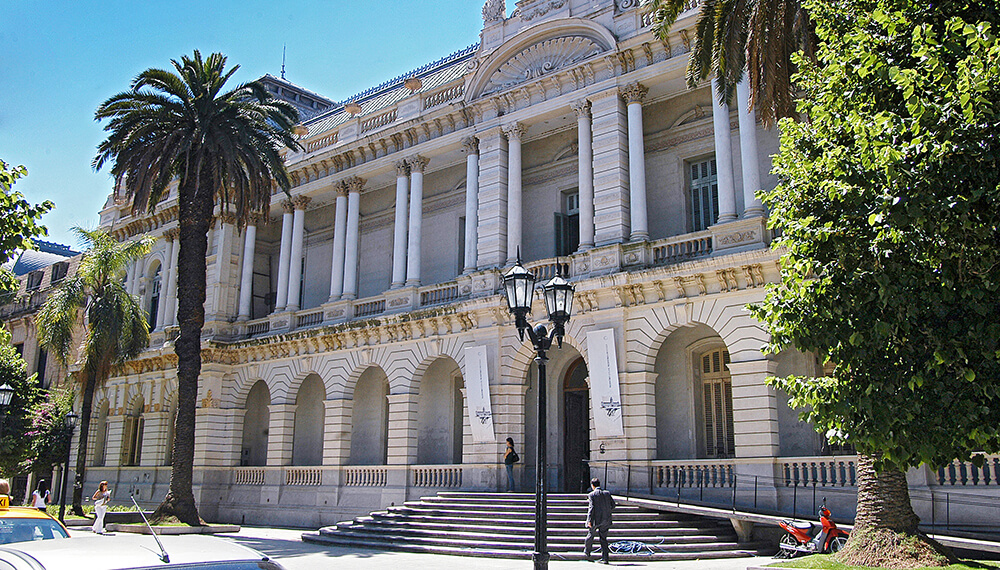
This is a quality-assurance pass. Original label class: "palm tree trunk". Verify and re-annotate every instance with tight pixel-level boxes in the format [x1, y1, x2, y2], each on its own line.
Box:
[853, 453, 919, 533]
[152, 177, 212, 526]
[70, 372, 94, 516]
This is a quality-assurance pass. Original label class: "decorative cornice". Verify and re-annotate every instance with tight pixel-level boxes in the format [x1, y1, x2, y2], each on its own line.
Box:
[483, 35, 604, 96]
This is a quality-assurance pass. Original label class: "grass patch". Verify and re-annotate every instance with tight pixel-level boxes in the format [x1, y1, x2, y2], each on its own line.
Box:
[766, 554, 1000, 570]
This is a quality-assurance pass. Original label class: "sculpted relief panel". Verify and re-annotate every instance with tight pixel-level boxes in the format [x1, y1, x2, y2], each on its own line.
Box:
[482, 36, 605, 95]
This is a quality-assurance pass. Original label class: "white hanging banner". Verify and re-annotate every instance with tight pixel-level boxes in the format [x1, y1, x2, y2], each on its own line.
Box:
[587, 329, 625, 438]
[463, 345, 497, 443]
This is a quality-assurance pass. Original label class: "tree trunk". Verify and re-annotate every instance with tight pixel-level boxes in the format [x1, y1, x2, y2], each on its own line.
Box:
[71, 372, 94, 516]
[151, 177, 211, 526]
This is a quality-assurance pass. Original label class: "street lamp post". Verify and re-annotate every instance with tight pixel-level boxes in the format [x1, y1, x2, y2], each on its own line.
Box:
[0, 383, 14, 440]
[58, 411, 79, 524]
[502, 255, 574, 570]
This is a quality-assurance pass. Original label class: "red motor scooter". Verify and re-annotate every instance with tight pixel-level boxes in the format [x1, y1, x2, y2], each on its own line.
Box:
[777, 501, 849, 557]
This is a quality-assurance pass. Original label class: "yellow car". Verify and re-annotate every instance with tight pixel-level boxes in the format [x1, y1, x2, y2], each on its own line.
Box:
[0, 495, 70, 545]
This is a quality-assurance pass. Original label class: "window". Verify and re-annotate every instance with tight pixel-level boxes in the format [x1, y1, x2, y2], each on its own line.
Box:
[121, 404, 145, 467]
[148, 266, 161, 329]
[51, 262, 69, 283]
[690, 158, 719, 232]
[35, 349, 47, 388]
[701, 348, 735, 458]
[554, 191, 580, 257]
[26, 271, 43, 291]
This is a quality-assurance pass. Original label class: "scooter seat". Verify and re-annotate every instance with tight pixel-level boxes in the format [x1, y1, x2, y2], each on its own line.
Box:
[790, 521, 813, 531]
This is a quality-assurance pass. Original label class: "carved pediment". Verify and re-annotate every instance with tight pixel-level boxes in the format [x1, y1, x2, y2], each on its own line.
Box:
[482, 35, 605, 95]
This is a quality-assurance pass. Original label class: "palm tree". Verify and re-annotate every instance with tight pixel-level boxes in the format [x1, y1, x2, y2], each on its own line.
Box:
[36, 227, 154, 515]
[648, 0, 813, 127]
[93, 51, 300, 524]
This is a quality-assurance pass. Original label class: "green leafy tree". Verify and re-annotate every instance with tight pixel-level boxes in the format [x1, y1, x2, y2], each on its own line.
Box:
[35, 227, 154, 515]
[0, 328, 43, 478]
[648, 0, 813, 127]
[23, 389, 75, 477]
[752, 0, 1000, 565]
[93, 51, 300, 525]
[0, 160, 54, 295]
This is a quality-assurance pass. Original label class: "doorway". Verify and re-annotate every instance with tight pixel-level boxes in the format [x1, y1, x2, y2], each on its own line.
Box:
[563, 357, 590, 493]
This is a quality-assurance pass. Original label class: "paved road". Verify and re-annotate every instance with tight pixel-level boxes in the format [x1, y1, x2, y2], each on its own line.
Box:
[70, 526, 777, 569]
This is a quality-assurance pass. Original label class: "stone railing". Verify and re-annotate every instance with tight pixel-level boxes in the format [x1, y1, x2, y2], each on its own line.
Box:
[411, 465, 463, 488]
[296, 310, 324, 328]
[361, 109, 398, 134]
[423, 85, 464, 110]
[233, 467, 266, 486]
[526, 257, 571, 282]
[651, 230, 713, 266]
[782, 456, 857, 487]
[651, 459, 735, 489]
[420, 282, 462, 307]
[936, 455, 1000, 487]
[246, 319, 271, 337]
[354, 299, 385, 318]
[306, 132, 338, 153]
[344, 466, 387, 487]
[0, 290, 48, 319]
[285, 467, 323, 486]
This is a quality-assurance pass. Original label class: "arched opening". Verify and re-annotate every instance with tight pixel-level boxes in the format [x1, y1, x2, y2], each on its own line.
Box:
[241, 380, 270, 466]
[563, 357, 590, 493]
[350, 367, 389, 465]
[147, 264, 162, 329]
[653, 324, 733, 459]
[292, 374, 326, 466]
[92, 401, 109, 467]
[417, 357, 464, 465]
[121, 395, 144, 467]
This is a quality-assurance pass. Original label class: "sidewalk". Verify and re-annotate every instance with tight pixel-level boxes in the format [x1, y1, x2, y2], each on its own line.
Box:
[216, 526, 778, 570]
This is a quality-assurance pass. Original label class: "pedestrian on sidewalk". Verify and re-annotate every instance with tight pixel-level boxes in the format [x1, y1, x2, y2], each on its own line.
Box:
[92, 481, 112, 534]
[31, 480, 50, 512]
[584, 477, 616, 564]
[503, 437, 519, 492]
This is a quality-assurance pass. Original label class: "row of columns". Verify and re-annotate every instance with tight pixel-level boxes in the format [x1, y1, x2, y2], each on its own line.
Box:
[126, 228, 179, 330]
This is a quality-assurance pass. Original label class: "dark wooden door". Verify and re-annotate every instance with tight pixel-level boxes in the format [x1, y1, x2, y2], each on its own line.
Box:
[563, 390, 590, 493]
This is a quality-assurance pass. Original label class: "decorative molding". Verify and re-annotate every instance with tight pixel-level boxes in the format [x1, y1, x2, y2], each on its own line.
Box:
[482, 0, 505, 22]
[519, 0, 566, 21]
[483, 36, 604, 96]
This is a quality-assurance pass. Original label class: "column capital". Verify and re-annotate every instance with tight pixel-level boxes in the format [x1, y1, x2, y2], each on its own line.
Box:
[407, 155, 429, 173]
[163, 228, 179, 242]
[502, 122, 527, 141]
[344, 175, 366, 193]
[570, 99, 591, 118]
[394, 160, 410, 177]
[247, 212, 264, 227]
[620, 81, 649, 104]
[462, 136, 479, 154]
[281, 199, 295, 214]
[292, 195, 312, 210]
[334, 180, 349, 198]
[219, 212, 237, 226]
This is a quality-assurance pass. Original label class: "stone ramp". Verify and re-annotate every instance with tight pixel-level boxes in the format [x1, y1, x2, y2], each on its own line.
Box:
[302, 491, 763, 561]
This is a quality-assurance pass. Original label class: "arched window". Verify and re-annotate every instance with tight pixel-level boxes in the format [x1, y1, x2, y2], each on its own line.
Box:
[121, 397, 145, 467]
[700, 348, 734, 458]
[92, 401, 109, 467]
[148, 266, 162, 329]
[241, 381, 270, 466]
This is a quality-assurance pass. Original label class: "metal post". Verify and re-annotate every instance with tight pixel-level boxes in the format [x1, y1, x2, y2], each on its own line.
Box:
[58, 435, 72, 522]
[532, 344, 549, 570]
[754, 476, 758, 511]
[732, 474, 737, 511]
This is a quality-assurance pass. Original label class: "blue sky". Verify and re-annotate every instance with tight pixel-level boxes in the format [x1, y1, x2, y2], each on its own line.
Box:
[1, 1, 488, 248]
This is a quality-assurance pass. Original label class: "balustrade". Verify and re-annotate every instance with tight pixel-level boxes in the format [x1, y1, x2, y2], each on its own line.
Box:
[651, 460, 735, 489]
[246, 320, 270, 337]
[411, 466, 462, 488]
[354, 299, 385, 318]
[525, 257, 571, 282]
[361, 109, 398, 134]
[285, 467, 323, 486]
[296, 310, 324, 328]
[937, 456, 1000, 486]
[233, 467, 266, 486]
[651, 231, 713, 265]
[423, 85, 464, 109]
[344, 466, 388, 487]
[306, 132, 338, 153]
[420, 283, 461, 307]
[782, 457, 857, 487]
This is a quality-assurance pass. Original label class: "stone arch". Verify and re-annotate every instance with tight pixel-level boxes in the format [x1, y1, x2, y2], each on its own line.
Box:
[501, 328, 589, 389]
[385, 336, 475, 394]
[349, 364, 390, 465]
[415, 355, 464, 465]
[465, 18, 617, 101]
[292, 374, 326, 466]
[241, 379, 271, 466]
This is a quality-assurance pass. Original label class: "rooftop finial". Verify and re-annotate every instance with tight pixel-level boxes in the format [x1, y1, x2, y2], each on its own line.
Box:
[281, 44, 287, 80]
[483, 0, 505, 23]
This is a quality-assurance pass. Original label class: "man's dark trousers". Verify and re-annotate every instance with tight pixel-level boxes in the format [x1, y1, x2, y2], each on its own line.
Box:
[585, 486, 615, 562]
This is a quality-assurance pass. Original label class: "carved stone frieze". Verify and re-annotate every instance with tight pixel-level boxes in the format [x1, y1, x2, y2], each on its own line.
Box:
[483, 36, 605, 96]
[519, 0, 566, 21]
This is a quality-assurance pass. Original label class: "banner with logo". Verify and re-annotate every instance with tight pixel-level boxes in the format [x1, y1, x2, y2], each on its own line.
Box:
[587, 329, 625, 438]
[463, 345, 496, 443]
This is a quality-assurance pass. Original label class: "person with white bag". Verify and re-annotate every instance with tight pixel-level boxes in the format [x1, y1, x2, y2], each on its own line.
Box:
[91, 481, 111, 534]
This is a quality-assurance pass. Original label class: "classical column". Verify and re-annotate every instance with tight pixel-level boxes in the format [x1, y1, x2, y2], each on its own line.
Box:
[390, 161, 409, 289]
[274, 200, 295, 311]
[237, 215, 258, 321]
[711, 78, 738, 223]
[155, 231, 175, 331]
[327, 183, 348, 302]
[572, 100, 595, 251]
[164, 228, 180, 327]
[341, 176, 365, 300]
[503, 123, 525, 265]
[463, 137, 480, 273]
[474, 126, 508, 268]
[589, 88, 630, 244]
[621, 82, 649, 241]
[737, 78, 764, 217]
[285, 195, 311, 312]
[211, 213, 236, 321]
[405, 156, 427, 287]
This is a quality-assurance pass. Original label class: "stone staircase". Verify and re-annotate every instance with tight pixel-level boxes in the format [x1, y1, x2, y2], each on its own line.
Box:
[302, 492, 763, 561]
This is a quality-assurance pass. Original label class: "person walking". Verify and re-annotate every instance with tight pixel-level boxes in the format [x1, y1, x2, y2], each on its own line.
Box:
[584, 477, 616, 564]
[92, 481, 112, 534]
[503, 437, 519, 492]
[31, 480, 50, 513]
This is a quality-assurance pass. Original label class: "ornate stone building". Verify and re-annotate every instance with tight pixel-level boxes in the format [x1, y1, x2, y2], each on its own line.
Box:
[80, 0, 996, 529]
